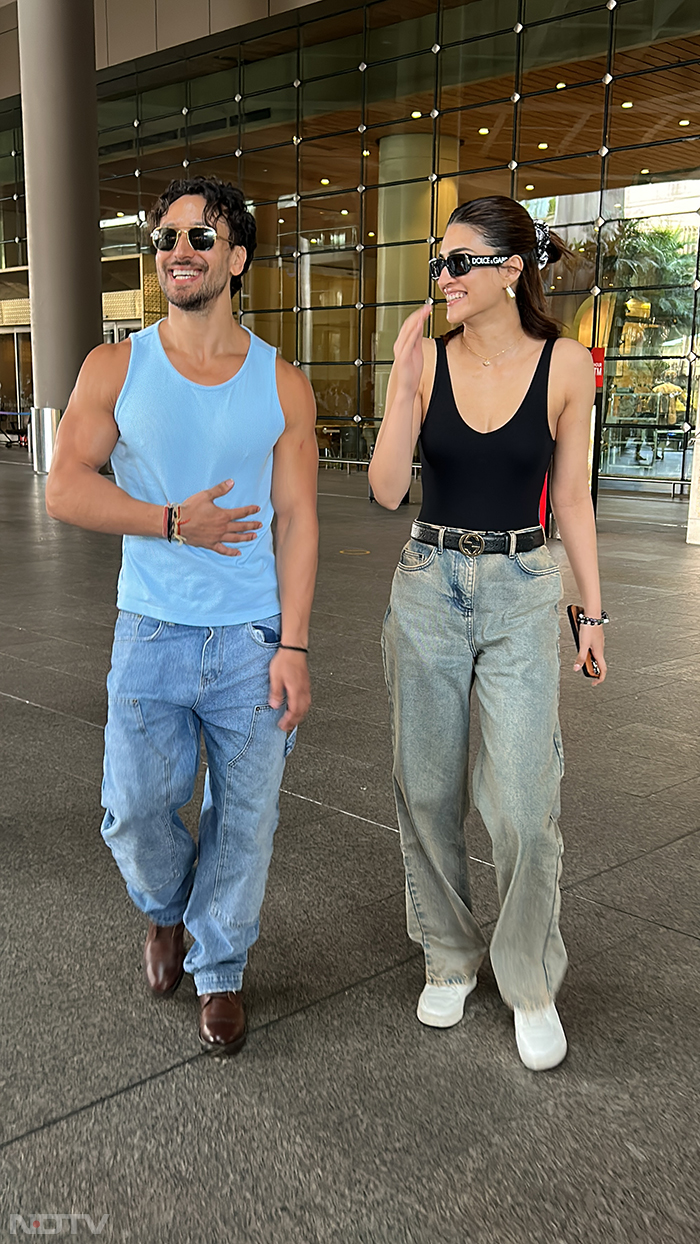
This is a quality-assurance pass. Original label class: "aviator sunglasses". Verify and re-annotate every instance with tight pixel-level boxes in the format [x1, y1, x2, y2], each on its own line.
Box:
[151, 225, 221, 252]
[429, 252, 510, 281]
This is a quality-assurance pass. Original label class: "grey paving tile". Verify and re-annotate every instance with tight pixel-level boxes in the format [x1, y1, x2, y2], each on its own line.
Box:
[0, 656, 107, 727]
[0, 633, 113, 684]
[558, 782, 695, 884]
[2, 920, 697, 1244]
[0, 695, 104, 784]
[283, 738, 398, 827]
[569, 829, 700, 938]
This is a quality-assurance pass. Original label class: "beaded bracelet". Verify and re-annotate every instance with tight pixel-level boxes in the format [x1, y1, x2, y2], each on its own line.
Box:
[164, 504, 188, 544]
[576, 610, 609, 627]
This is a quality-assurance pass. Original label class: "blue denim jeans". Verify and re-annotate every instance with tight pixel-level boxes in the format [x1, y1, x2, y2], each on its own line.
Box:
[101, 611, 295, 996]
[382, 531, 567, 1011]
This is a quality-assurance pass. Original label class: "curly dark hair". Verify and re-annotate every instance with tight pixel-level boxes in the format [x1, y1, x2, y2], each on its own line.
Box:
[147, 175, 257, 297]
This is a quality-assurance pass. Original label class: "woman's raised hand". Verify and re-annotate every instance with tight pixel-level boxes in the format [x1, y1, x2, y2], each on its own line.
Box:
[392, 304, 432, 397]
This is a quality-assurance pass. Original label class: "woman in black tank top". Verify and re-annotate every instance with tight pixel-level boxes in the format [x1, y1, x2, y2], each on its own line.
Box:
[369, 196, 607, 1073]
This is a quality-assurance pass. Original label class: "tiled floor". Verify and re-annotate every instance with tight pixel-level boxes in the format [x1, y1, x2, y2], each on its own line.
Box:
[1, 459, 698, 1243]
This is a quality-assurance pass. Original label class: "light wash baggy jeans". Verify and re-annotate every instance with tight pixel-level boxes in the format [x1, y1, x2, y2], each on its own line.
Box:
[382, 530, 568, 1012]
[101, 611, 295, 996]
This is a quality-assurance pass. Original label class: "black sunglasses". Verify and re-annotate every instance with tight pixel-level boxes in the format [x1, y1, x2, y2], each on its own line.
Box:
[429, 252, 510, 280]
[151, 225, 220, 252]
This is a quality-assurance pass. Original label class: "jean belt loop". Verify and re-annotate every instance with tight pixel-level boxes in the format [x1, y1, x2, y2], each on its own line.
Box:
[437, 526, 445, 554]
[508, 530, 517, 558]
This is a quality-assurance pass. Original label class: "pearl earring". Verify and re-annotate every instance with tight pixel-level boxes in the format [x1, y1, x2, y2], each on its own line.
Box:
[506, 284, 516, 299]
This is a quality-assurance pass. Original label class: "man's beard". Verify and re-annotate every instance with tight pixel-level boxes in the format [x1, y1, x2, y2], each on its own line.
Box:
[162, 267, 230, 311]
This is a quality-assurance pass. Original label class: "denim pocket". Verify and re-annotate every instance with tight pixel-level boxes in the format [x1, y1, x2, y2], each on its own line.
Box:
[115, 611, 166, 641]
[247, 614, 282, 647]
[514, 545, 559, 577]
[397, 540, 436, 572]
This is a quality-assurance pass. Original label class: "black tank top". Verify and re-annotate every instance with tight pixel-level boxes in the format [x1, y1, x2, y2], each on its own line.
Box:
[418, 335, 556, 531]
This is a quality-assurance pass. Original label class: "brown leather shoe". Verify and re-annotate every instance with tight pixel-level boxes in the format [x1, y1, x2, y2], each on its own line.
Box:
[143, 921, 185, 997]
[199, 992, 246, 1056]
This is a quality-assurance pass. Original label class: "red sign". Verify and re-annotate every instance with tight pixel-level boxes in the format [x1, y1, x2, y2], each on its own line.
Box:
[590, 347, 605, 388]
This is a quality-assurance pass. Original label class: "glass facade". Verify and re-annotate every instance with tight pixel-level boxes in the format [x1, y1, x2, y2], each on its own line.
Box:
[1, 0, 700, 492]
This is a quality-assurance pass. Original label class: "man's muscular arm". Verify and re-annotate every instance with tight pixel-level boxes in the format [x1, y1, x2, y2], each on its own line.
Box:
[46, 342, 262, 555]
[268, 357, 319, 730]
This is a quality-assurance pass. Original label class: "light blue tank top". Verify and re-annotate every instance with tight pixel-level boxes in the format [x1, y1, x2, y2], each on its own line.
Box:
[111, 321, 285, 626]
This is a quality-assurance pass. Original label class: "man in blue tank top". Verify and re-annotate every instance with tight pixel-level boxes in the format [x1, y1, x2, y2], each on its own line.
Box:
[46, 176, 319, 1056]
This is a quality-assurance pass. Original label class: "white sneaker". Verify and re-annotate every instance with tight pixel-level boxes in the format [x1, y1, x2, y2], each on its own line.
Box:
[416, 977, 477, 1028]
[514, 1003, 567, 1071]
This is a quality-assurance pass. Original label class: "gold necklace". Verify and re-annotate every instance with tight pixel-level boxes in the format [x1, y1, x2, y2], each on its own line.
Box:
[461, 335, 521, 367]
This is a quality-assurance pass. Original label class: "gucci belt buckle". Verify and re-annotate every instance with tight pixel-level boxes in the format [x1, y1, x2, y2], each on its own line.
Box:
[458, 531, 486, 557]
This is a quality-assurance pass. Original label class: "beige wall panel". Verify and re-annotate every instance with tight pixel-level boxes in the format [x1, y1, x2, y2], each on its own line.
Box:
[93, 0, 108, 69]
[0, 2, 17, 36]
[270, 0, 318, 13]
[106, 0, 156, 64]
[156, 0, 209, 51]
[210, 0, 267, 33]
[0, 26, 19, 98]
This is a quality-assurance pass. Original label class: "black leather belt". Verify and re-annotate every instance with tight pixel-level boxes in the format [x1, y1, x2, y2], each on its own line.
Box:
[411, 521, 545, 557]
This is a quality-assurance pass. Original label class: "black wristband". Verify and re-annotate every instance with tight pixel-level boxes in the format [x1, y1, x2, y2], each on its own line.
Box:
[279, 644, 309, 654]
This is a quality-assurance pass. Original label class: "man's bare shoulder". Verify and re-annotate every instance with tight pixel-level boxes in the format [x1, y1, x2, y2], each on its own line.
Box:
[275, 355, 316, 426]
[69, 338, 132, 416]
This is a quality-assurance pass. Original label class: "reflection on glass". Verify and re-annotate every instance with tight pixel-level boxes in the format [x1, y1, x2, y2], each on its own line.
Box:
[138, 114, 186, 173]
[300, 192, 360, 248]
[100, 178, 141, 221]
[98, 96, 138, 132]
[239, 310, 295, 358]
[17, 330, 32, 409]
[608, 69, 700, 149]
[614, 1, 700, 75]
[299, 132, 362, 194]
[300, 248, 359, 308]
[301, 12, 363, 78]
[189, 56, 238, 109]
[300, 307, 358, 363]
[439, 35, 516, 109]
[99, 125, 139, 176]
[526, 0, 602, 19]
[518, 85, 603, 161]
[252, 202, 297, 258]
[243, 31, 298, 94]
[441, 0, 518, 44]
[368, 1, 437, 61]
[0, 332, 17, 412]
[308, 363, 359, 459]
[240, 88, 297, 150]
[514, 156, 602, 205]
[365, 55, 436, 126]
[439, 103, 514, 169]
[240, 147, 296, 204]
[598, 215, 698, 292]
[521, 12, 609, 93]
[603, 145, 700, 219]
[246, 255, 296, 311]
[302, 73, 362, 137]
[600, 355, 692, 482]
[139, 82, 187, 121]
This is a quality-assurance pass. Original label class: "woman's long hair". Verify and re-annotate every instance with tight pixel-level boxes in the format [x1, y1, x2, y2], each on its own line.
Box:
[445, 195, 566, 340]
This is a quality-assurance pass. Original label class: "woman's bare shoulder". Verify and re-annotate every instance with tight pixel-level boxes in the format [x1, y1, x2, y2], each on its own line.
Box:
[551, 336, 594, 370]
